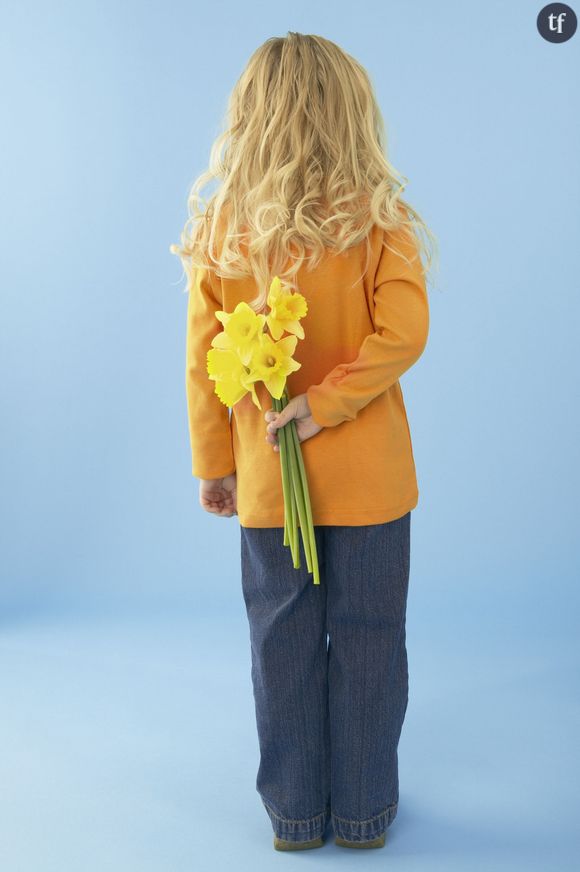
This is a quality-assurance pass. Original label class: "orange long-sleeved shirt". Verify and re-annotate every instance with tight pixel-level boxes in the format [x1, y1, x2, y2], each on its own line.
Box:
[185, 221, 429, 527]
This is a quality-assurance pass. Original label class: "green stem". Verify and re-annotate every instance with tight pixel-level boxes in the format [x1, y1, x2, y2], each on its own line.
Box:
[273, 395, 292, 548]
[274, 395, 299, 568]
[288, 420, 312, 572]
[289, 419, 320, 585]
[279, 394, 300, 566]
[287, 430, 312, 573]
[284, 386, 320, 585]
[279, 390, 312, 575]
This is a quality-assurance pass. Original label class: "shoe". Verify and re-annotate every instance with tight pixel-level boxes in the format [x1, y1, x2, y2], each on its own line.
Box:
[274, 835, 324, 851]
[335, 832, 386, 848]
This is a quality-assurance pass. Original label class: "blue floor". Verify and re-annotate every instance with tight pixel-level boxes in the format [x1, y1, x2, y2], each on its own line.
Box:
[0, 600, 577, 872]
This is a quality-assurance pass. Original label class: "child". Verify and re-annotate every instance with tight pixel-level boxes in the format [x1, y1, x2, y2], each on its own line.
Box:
[172, 32, 436, 851]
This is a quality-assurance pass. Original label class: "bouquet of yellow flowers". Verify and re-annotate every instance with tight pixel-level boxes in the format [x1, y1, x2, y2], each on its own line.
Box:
[206, 276, 320, 584]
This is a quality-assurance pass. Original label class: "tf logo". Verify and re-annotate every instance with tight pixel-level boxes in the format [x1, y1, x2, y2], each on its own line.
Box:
[537, 3, 577, 41]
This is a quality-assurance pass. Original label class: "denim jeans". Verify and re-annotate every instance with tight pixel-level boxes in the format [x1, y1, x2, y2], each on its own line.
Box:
[239, 511, 411, 843]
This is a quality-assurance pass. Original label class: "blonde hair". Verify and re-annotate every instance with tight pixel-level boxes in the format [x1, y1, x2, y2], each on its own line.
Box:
[171, 32, 439, 310]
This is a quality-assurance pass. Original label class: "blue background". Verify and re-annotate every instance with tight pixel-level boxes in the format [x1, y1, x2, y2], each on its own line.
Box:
[1, 0, 579, 869]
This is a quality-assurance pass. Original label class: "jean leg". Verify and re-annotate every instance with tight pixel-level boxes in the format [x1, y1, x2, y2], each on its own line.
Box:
[325, 511, 411, 842]
[240, 524, 331, 841]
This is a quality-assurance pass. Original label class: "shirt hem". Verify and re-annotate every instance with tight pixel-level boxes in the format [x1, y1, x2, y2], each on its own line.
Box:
[237, 491, 419, 528]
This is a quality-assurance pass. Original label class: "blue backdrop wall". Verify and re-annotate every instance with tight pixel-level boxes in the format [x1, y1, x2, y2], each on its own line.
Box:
[1, 2, 578, 870]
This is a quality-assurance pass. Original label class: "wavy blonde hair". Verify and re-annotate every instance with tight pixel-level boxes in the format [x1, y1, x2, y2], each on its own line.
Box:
[171, 32, 438, 311]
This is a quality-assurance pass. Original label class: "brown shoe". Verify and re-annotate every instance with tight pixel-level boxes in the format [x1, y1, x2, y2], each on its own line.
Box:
[335, 832, 386, 848]
[274, 835, 324, 851]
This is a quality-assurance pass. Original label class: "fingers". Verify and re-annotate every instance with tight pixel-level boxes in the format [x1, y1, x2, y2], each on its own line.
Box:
[264, 408, 279, 451]
[265, 405, 295, 453]
[200, 493, 236, 515]
[203, 504, 237, 517]
[264, 409, 280, 432]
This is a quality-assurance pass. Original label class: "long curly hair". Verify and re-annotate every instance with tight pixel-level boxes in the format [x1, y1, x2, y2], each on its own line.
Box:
[171, 32, 438, 310]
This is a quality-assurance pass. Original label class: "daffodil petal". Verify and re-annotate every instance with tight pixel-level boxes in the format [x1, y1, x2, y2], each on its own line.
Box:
[265, 371, 286, 399]
[276, 334, 298, 356]
[210, 332, 234, 350]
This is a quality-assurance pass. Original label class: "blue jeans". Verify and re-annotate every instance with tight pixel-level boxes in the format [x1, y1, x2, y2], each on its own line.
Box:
[240, 511, 411, 843]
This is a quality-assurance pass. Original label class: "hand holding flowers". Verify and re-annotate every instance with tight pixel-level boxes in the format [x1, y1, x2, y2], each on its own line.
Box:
[264, 393, 323, 452]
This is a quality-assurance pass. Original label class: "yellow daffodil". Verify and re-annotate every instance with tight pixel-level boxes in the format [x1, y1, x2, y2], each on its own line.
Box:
[265, 276, 308, 341]
[244, 331, 302, 400]
[211, 301, 267, 366]
[206, 348, 248, 407]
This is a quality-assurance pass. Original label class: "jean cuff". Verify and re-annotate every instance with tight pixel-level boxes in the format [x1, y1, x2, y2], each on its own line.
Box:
[331, 801, 398, 841]
[261, 798, 331, 841]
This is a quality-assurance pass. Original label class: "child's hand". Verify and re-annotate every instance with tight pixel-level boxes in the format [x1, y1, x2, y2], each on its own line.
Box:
[199, 473, 237, 517]
[265, 393, 323, 452]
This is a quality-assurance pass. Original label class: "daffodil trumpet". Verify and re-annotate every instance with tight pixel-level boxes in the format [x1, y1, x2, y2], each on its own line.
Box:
[205, 273, 320, 584]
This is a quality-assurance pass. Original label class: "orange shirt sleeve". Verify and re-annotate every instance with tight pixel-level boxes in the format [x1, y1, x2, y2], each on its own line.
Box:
[185, 266, 236, 479]
[306, 228, 430, 428]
